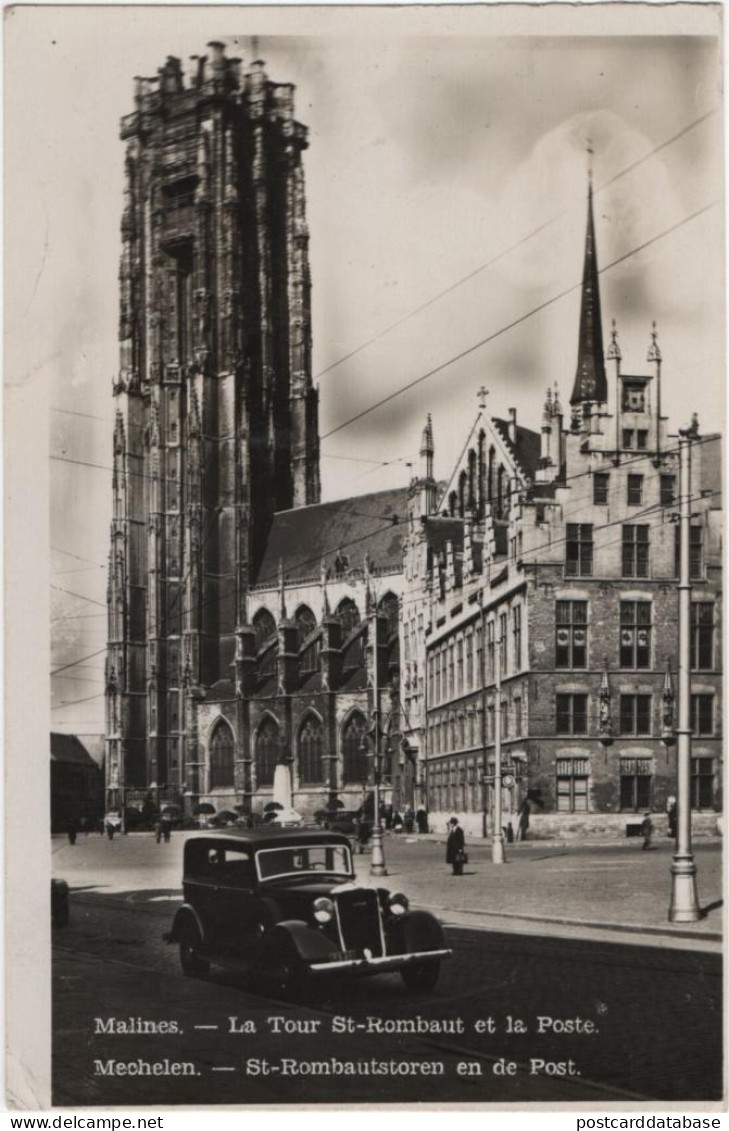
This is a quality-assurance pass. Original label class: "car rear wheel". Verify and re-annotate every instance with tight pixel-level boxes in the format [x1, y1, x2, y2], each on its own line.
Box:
[179, 926, 210, 979]
[401, 959, 440, 992]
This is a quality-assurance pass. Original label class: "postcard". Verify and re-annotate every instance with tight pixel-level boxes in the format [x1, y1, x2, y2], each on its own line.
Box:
[4, 2, 725, 1111]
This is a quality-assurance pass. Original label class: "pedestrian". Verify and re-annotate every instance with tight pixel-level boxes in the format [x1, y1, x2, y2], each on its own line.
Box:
[392, 810, 403, 834]
[667, 796, 677, 840]
[161, 813, 172, 843]
[67, 820, 77, 846]
[416, 806, 429, 835]
[79, 816, 88, 836]
[641, 811, 654, 851]
[446, 816, 466, 876]
[154, 819, 163, 844]
[518, 799, 531, 841]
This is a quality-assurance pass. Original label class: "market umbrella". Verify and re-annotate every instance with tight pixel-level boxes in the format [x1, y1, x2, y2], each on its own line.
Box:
[210, 809, 238, 825]
[264, 801, 284, 813]
[160, 805, 180, 816]
[326, 798, 345, 810]
[194, 802, 216, 816]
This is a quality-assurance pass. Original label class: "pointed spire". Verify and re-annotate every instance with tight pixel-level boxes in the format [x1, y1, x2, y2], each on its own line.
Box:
[647, 320, 662, 363]
[420, 413, 434, 458]
[570, 178, 607, 406]
[553, 383, 563, 417]
[543, 386, 553, 419]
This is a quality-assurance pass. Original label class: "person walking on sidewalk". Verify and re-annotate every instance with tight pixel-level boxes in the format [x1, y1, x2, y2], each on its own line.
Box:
[641, 811, 654, 851]
[446, 817, 466, 876]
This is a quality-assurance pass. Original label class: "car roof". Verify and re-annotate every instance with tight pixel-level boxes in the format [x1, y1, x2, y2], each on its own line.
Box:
[184, 827, 352, 853]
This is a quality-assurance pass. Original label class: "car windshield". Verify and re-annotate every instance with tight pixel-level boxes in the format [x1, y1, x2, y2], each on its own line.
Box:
[256, 843, 353, 882]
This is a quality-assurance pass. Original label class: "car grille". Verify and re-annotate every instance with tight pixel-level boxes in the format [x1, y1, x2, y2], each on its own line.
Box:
[335, 888, 384, 957]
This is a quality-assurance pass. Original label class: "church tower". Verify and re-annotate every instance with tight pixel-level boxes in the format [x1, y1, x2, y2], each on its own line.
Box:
[106, 43, 320, 808]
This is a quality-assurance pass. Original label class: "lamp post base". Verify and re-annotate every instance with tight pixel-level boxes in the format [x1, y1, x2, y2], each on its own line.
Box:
[668, 852, 700, 922]
[370, 825, 387, 876]
[491, 832, 506, 865]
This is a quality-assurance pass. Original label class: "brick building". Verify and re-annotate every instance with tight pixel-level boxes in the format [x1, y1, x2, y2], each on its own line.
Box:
[402, 183, 722, 838]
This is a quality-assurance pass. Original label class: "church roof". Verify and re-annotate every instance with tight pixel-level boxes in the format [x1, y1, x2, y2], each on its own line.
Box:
[51, 732, 98, 767]
[570, 182, 607, 406]
[254, 486, 409, 586]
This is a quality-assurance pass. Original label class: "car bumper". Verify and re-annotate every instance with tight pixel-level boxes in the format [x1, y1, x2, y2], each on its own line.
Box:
[308, 947, 451, 974]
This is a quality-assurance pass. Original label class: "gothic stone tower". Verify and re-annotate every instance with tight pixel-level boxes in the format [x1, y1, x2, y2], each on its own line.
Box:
[105, 43, 320, 809]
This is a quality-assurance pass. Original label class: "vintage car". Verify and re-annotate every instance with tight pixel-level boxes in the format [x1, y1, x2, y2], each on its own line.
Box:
[165, 828, 450, 994]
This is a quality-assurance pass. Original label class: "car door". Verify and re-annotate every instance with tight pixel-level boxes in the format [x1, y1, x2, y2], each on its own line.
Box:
[212, 846, 260, 955]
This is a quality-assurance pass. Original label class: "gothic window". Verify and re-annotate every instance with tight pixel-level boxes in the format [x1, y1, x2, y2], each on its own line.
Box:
[336, 598, 360, 639]
[253, 608, 276, 651]
[255, 717, 279, 788]
[496, 465, 505, 518]
[467, 449, 477, 513]
[458, 471, 467, 517]
[449, 491, 458, 517]
[298, 714, 324, 784]
[488, 446, 495, 505]
[342, 712, 369, 784]
[378, 592, 399, 639]
[209, 719, 235, 789]
[478, 432, 486, 518]
[295, 604, 317, 644]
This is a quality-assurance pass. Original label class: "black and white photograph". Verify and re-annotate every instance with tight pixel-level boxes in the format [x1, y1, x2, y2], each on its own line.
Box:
[4, 2, 725, 1112]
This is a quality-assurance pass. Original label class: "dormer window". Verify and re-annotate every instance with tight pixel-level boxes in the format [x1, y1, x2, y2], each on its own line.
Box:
[622, 381, 646, 413]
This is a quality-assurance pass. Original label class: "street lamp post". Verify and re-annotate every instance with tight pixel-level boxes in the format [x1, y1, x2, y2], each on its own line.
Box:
[367, 603, 387, 877]
[669, 431, 700, 922]
[492, 632, 505, 864]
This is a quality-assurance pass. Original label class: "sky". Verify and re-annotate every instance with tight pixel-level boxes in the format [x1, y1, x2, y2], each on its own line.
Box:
[5, 5, 723, 739]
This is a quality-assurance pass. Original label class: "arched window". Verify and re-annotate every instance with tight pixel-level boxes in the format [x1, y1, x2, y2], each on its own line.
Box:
[294, 604, 317, 644]
[497, 465, 505, 518]
[449, 491, 457, 517]
[253, 608, 276, 651]
[458, 470, 468, 517]
[378, 592, 399, 639]
[209, 719, 234, 789]
[255, 717, 279, 788]
[488, 446, 495, 505]
[342, 712, 368, 784]
[298, 714, 324, 784]
[478, 432, 486, 517]
[468, 450, 477, 513]
[335, 597, 360, 639]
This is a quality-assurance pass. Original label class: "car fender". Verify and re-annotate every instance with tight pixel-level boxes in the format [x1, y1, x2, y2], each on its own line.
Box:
[265, 920, 339, 963]
[387, 908, 446, 955]
[168, 903, 205, 945]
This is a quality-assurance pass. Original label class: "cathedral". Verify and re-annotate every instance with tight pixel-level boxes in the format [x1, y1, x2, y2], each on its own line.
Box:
[105, 43, 410, 822]
[106, 42, 722, 836]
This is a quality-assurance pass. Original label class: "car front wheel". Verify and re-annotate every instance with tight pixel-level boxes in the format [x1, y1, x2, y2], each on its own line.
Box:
[259, 935, 306, 1001]
[401, 959, 440, 992]
[179, 931, 210, 979]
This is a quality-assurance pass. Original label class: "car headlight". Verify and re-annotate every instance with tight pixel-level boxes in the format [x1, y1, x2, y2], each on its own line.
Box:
[313, 897, 334, 924]
[388, 892, 409, 915]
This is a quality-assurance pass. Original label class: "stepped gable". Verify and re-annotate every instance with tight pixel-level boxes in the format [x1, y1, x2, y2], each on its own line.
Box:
[253, 486, 409, 585]
[492, 418, 541, 479]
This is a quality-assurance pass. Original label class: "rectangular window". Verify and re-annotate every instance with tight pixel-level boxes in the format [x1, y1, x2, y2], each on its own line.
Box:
[637, 430, 648, 450]
[512, 606, 522, 671]
[499, 613, 508, 675]
[475, 626, 483, 685]
[623, 383, 646, 413]
[555, 600, 588, 668]
[556, 758, 589, 813]
[620, 601, 652, 669]
[691, 757, 714, 809]
[456, 639, 464, 695]
[501, 699, 509, 740]
[627, 475, 643, 506]
[691, 694, 714, 736]
[660, 475, 676, 506]
[620, 758, 652, 811]
[674, 525, 704, 580]
[513, 696, 522, 737]
[556, 693, 588, 735]
[619, 694, 652, 736]
[566, 524, 593, 577]
[622, 524, 650, 578]
[691, 603, 715, 670]
[465, 633, 473, 689]
[622, 429, 634, 450]
[486, 621, 494, 683]
[593, 473, 609, 505]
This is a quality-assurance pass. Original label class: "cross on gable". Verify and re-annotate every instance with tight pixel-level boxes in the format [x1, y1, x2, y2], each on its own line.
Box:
[477, 386, 489, 410]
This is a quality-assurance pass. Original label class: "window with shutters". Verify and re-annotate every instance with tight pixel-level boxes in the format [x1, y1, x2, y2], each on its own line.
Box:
[620, 757, 652, 811]
[555, 601, 587, 668]
[556, 758, 589, 812]
[620, 601, 652, 668]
